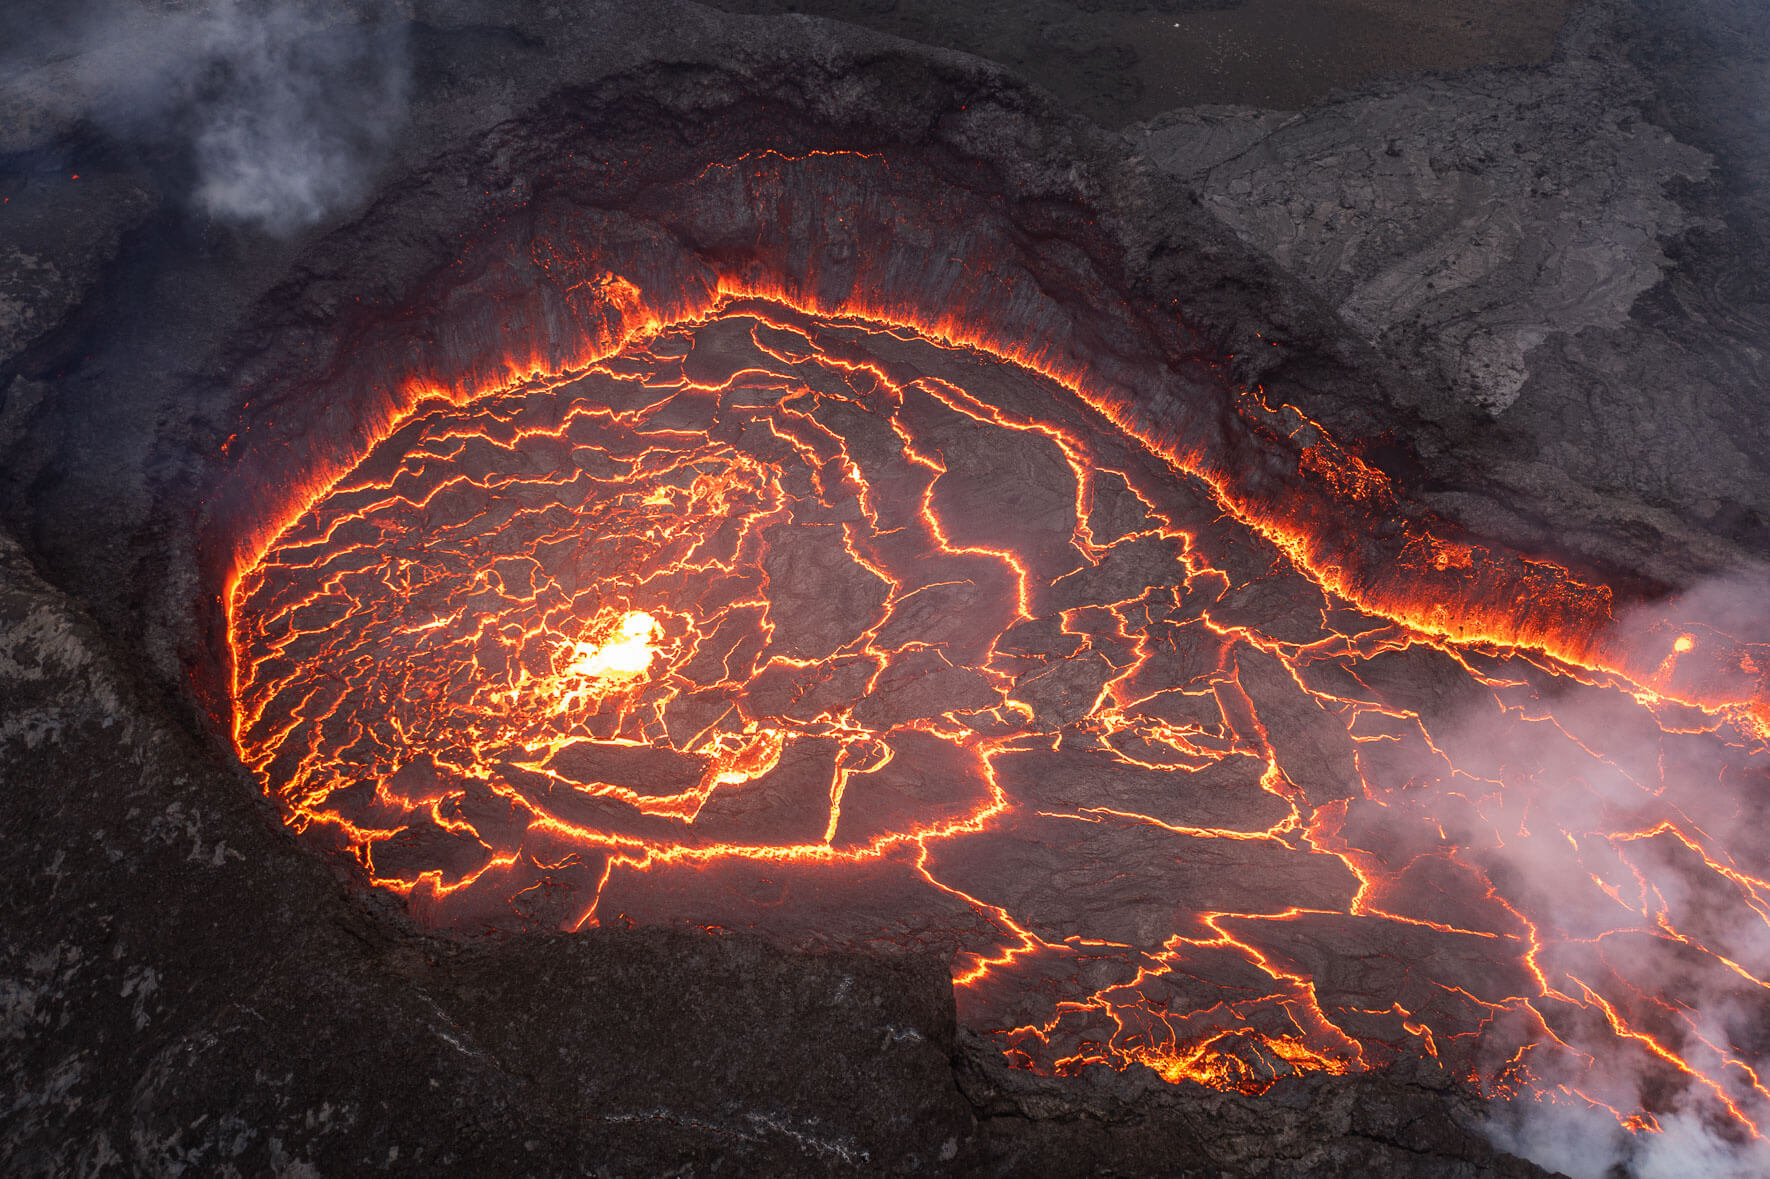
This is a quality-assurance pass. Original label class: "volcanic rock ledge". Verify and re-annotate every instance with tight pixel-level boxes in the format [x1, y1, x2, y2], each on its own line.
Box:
[1138, 0, 1770, 581]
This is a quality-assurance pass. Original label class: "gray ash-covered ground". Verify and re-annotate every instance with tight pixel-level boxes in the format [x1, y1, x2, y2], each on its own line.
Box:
[700, 0, 1575, 124]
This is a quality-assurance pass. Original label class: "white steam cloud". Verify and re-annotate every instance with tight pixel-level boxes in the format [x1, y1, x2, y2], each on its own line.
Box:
[1387, 570, 1770, 1178]
[7, 1, 410, 234]
[177, 5, 411, 230]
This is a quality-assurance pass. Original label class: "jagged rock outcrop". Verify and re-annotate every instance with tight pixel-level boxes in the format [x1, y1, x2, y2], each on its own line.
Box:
[1138, 0, 1770, 578]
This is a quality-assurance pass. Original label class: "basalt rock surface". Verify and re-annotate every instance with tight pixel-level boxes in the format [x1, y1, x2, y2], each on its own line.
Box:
[700, 0, 1576, 125]
[1140, 0, 1770, 581]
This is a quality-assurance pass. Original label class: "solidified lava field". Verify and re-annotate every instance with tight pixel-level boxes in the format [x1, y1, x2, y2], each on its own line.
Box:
[228, 283, 1770, 1138]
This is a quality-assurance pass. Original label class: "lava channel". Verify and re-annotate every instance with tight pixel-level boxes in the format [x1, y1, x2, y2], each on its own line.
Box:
[228, 293, 1770, 1140]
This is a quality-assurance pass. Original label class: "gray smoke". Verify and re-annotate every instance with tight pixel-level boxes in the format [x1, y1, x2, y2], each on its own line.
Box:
[6, 1, 410, 233]
[1410, 570, 1770, 1178]
[177, 4, 411, 231]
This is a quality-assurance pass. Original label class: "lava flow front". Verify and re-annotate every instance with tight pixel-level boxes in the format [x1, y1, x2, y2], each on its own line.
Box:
[228, 292, 1770, 1147]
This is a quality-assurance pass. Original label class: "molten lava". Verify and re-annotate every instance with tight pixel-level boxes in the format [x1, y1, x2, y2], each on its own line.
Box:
[227, 284, 1770, 1149]
[566, 611, 663, 682]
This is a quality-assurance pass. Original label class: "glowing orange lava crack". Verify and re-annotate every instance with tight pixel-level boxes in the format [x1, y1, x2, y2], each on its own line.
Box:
[226, 287, 1770, 1150]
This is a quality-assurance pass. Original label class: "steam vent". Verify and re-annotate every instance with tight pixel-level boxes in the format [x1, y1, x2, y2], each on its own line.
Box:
[7, 1, 1770, 1175]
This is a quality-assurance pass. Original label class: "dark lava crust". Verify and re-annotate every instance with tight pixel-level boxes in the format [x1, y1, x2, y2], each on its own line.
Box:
[0, 526, 1548, 1175]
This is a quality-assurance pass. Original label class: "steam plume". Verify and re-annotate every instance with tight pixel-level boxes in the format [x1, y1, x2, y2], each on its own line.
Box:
[177, 4, 411, 231]
[1426, 570, 1770, 1178]
[7, 0, 410, 234]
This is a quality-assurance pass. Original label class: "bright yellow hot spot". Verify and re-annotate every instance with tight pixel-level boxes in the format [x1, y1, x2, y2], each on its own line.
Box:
[1674, 634, 1696, 654]
[566, 611, 661, 681]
